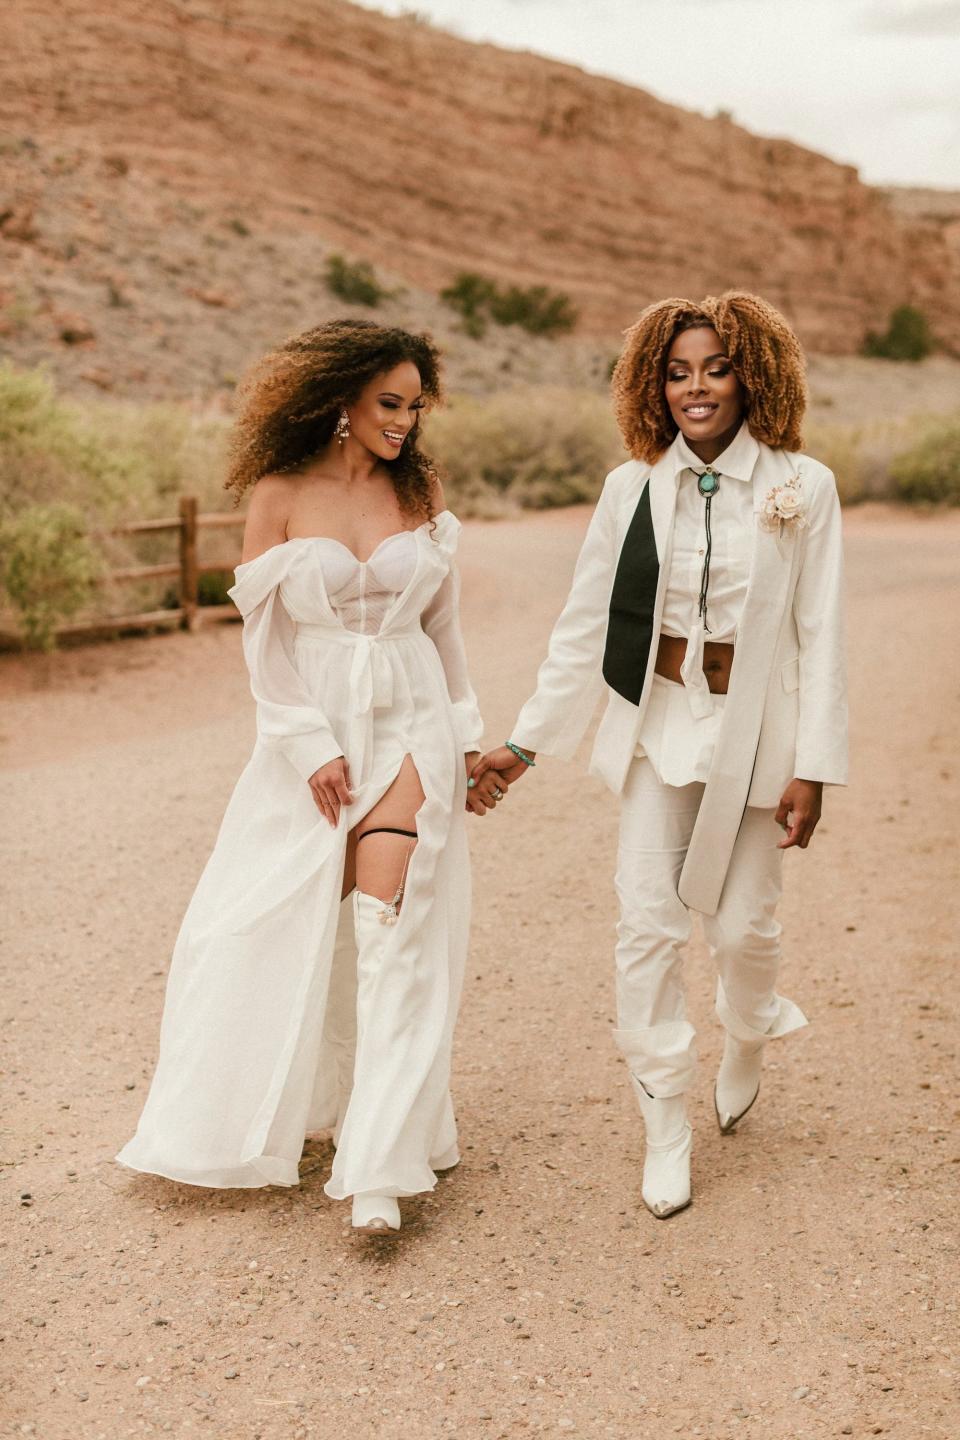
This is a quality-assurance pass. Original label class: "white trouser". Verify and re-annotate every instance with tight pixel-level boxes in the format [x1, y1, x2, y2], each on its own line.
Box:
[613, 757, 808, 1098]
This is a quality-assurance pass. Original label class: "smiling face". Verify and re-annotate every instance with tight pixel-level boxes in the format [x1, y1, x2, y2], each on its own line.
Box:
[345, 361, 425, 462]
[664, 325, 745, 463]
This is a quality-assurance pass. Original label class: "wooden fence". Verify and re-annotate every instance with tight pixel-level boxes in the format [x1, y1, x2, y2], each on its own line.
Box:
[4, 497, 245, 648]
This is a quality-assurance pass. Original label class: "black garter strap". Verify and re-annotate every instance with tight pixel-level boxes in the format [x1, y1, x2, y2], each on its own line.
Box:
[356, 826, 418, 842]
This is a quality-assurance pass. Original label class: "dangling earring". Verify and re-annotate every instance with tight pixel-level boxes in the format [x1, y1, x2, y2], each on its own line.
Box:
[335, 408, 351, 444]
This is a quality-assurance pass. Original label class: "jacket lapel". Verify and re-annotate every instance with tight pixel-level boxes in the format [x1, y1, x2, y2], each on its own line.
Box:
[602, 452, 678, 705]
[678, 448, 801, 915]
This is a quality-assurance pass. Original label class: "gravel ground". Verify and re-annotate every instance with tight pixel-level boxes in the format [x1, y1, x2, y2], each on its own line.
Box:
[2, 505, 958, 1440]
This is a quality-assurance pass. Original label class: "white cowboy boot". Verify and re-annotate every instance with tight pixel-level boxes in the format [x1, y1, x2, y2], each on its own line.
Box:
[348, 890, 402, 1236]
[631, 1077, 692, 1219]
[714, 1034, 764, 1134]
[323, 896, 358, 1149]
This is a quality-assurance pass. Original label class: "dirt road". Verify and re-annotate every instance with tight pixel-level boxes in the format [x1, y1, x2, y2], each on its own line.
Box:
[2, 505, 958, 1440]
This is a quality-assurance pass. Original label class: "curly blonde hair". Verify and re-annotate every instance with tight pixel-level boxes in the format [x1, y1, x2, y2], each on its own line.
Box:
[226, 319, 444, 519]
[611, 291, 808, 462]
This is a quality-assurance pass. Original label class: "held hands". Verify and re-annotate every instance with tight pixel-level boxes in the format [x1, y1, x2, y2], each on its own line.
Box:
[308, 756, 353, 828]
[308, 748, 532, 825]
[471, 745, 536, 787]
[775, 778, 823, 849]
[464, 750, 512, 816]
[464, 744, 537, 817]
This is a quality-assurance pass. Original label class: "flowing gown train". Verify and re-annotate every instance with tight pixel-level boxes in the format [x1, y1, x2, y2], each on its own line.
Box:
[117, 510, 482, 1198]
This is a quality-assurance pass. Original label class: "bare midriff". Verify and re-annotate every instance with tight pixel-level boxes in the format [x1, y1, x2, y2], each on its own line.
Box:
[654, 634, 735, 694]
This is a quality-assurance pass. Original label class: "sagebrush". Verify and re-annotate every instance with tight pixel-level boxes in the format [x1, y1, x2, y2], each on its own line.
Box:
[890, 417, 960, 504]
[862, 305, 932, 362]
[441, 272, 578, 338]
[324, 254, 394, 308]
[0, 503, 101, 649]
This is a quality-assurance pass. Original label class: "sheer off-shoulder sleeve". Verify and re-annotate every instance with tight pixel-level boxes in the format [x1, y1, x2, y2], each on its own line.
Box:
[229, 548, 344, 782]
[420, 526, 484, 754]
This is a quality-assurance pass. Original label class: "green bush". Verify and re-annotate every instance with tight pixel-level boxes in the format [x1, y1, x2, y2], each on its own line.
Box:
[890, 416, 960, 504]
[0, 503, 101, 649]
[427, 388, 624, 511]
[806, 411, 960, 506]
[439, 272, 578, 338]
[0, 363, 234, 643]
[0, 361, 228, 525]
[439, 273, 496, 338]
[862, 305, 932, 362]
[324, 253, 392, 307]
[488, 284, 579, 336]
[198, 569, 235, 606]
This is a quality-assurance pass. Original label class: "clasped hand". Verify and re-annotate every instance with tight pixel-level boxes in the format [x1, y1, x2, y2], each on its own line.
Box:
[464, 745, 535, 817]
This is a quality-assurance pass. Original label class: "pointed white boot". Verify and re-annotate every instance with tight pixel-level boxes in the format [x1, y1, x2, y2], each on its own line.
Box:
[714, 1034, 764, 1134]
[348, 890, 402, 1237]
[631, 1077, 692, 1219]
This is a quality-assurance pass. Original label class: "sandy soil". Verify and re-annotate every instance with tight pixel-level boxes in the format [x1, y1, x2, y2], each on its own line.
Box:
[2, 505, 958, 1440]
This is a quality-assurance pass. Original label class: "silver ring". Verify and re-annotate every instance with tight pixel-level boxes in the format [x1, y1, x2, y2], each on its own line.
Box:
[492, 786, 503, 800]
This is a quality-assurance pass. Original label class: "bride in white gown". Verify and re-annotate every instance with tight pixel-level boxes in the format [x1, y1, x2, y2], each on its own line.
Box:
[117, 320, 508, 1235]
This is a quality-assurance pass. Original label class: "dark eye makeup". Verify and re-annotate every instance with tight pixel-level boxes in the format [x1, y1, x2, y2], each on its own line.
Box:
[666, 365, 732, 381]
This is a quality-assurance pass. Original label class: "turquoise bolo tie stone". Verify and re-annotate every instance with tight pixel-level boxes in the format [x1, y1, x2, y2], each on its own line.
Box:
[698, 469, 719, 496]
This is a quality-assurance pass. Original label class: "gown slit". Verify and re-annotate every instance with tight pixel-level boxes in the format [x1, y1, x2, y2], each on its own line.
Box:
[117, 511, 480, 1195]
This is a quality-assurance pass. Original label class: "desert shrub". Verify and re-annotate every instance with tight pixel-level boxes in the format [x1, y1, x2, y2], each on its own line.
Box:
[0, 503, 101, 649]
[862, 305, 932, 362]
[427, 388, 624, 511]
[198, 569, 235, 605]
[439, 272, 578, 338]
[439, 272, 496, 338]
[0, 361, 130, 520]
[806, 411, 960, 506]
[805, 419, 912, 505]
[0, 362, 229, 525]
[889, 416, 960, 504]
[161, 568, 236, 612]
[324, 253, 392, 307]
[0, 363, 234, 641]
[101, 401, 228, 519]
[487, 284, 578, 336]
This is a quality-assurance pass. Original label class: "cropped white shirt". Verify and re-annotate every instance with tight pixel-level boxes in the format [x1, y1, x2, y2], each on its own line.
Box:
[636, 423, 760, 786]
[661, 424, 756, 648]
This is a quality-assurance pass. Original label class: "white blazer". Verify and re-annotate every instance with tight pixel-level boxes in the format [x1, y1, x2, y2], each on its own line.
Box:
[512, 436, 848, 916]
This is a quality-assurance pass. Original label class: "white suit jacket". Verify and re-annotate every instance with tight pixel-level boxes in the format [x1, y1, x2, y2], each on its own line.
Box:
[512, 435, 848, 915]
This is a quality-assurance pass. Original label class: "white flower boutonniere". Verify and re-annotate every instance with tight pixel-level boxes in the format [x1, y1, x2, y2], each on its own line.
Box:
[759, 477, 806, 536]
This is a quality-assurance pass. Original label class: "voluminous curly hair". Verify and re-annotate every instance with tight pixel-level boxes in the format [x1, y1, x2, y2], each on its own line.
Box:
[611, 291, 808, 463]
[226, 319, 444, 519]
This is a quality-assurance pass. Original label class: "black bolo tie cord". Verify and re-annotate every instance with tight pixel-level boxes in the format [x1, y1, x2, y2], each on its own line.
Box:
[696, 469, 718, 635]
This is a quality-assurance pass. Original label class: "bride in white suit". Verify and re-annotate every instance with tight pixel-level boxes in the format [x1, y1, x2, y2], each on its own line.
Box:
[118, 320, 508, 1236]
[475, 292, 847, 1219]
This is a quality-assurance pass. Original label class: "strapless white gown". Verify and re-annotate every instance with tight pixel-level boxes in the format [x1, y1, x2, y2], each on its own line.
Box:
[117, 510, 483, 1198]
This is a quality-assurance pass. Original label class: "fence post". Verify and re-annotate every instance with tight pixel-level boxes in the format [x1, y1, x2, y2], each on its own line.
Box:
[179, 495, 199, 632]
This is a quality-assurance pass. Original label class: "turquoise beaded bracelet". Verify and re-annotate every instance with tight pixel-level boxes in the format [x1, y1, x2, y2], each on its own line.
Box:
[506, 740, 536, 767]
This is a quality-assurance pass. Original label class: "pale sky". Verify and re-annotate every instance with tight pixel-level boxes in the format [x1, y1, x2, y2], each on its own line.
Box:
[357, 0, 960, 190]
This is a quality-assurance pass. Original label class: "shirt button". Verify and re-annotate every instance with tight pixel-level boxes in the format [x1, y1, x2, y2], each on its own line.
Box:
[698, 548, 705, 556]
